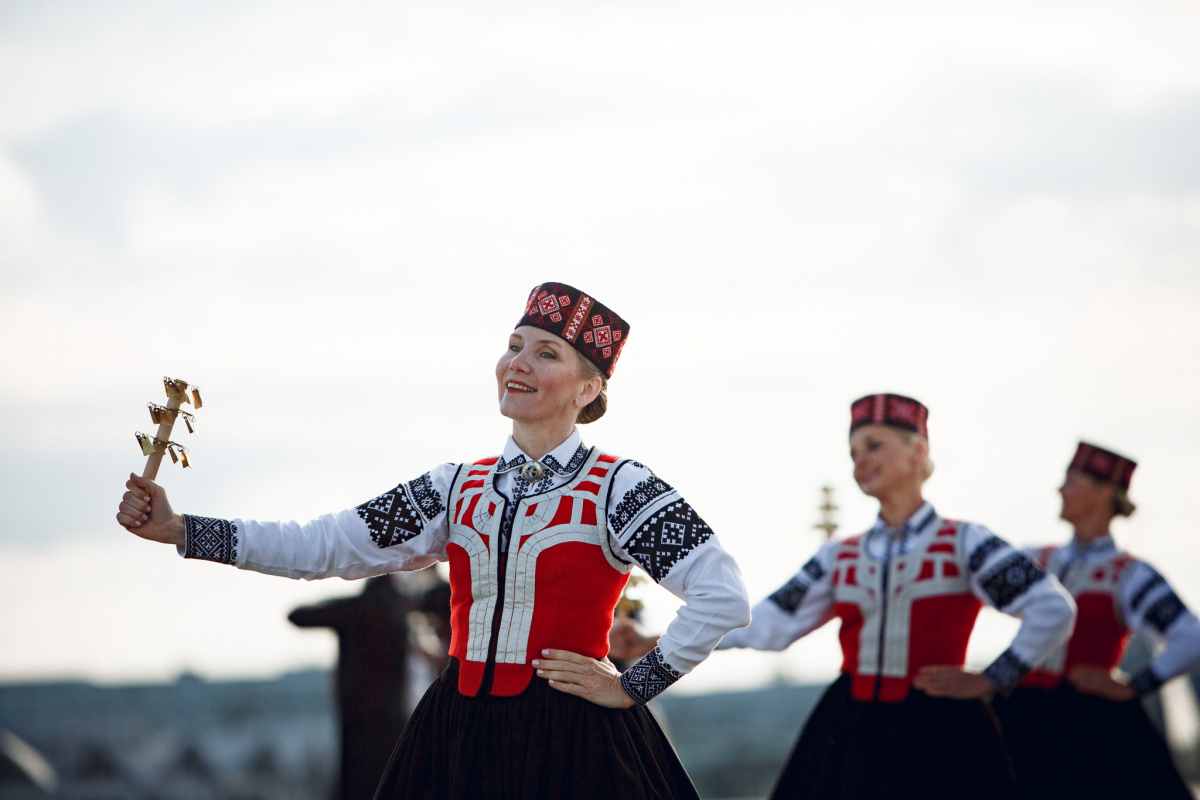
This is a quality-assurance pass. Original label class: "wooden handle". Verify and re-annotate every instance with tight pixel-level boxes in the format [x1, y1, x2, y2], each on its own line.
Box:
[142, 392, 184, 481]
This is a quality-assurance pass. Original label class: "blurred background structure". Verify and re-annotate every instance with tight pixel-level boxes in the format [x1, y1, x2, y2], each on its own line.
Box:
[2, 0, 1200, 797]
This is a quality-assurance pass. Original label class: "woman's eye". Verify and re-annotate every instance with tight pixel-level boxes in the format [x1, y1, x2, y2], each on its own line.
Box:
[540, 351, 555, 359]
[867, 441, 881, 452]
[509, 344, 521, 353]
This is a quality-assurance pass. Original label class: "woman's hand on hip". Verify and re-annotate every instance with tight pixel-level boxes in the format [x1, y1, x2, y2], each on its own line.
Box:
[534, 649, 636, 709]
[1066, 665, 1136, 702]
[117, 473, 186, 547]
[913, 665, 995, 699]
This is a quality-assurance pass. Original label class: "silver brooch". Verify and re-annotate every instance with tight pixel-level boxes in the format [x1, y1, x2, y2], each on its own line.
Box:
[520, 461, 545, 483]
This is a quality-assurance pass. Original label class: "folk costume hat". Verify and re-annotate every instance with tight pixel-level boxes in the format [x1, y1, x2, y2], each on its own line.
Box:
[850, 393, 930, 439]
[1070, 442, 1137, 490]
[516, 282, 630, 378]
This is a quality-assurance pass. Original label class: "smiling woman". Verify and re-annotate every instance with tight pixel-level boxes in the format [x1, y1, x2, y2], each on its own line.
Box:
[114, 281, 750, 800]
[716, 393, 1077, 800]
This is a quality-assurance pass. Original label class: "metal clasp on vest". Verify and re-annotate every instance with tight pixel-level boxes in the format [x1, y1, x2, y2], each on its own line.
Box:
[520, 462, 545, 482]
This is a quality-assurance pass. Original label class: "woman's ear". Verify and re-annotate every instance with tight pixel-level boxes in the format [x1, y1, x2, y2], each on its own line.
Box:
[576, 376, 602, 409]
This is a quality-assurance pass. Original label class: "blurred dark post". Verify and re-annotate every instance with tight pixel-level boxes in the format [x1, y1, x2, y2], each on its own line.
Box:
[289, 576, 412, 800]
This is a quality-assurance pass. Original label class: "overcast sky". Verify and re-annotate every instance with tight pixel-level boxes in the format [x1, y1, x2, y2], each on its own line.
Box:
[1, 0, 1199, 693]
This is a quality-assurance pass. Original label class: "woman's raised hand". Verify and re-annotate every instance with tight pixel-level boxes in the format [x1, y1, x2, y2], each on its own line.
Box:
[533, 649, 636, 709]
[116, 473, 185, 546]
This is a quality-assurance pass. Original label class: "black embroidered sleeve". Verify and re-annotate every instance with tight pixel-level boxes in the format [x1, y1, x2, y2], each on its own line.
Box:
[1130, 666, 1164, 697]
[767, 558, 826, 614]
[607, 474, 674, 537]
[967, 535, 1006, 573]
[620, 646, 682, 705]
[1145, 591, 1187, 633]
[979, 552, 1046, 609]
[1130, 571, 1166, 612]
[183, 515, 238, 565]
[983, 648, 1031, 695]
[622, 499, 714, 583]
[356, 472, 446, 549]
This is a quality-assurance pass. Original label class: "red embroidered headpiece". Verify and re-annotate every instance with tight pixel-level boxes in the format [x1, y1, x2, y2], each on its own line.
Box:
[1070, 442, 1137, 490]
[516, 282, 630, 378]
[850, 393, 929, 439]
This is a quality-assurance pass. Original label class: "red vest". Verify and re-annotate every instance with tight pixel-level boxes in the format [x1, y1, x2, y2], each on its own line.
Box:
[831, 519, 982, 702]
[1022, 546, 1133, 689]
[446, 449, 632, 696]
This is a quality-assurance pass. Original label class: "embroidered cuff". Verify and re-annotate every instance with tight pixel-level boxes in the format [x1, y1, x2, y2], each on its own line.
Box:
[1130, 667, 1163, 697]
[620, 646, 682, 705]
[983, 648, 1031, 695]
[182, 515, 239, 565]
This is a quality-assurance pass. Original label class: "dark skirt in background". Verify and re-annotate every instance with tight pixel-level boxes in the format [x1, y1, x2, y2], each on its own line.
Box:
[770, 673, 1018, 800]
[992, 684, 1191, 800]
[372, 658, 699, 800]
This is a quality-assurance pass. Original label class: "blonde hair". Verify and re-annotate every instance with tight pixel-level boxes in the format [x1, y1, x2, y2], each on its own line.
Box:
[897, 429, 935, 481]
[1112, 487, 1137, 518]
[573, 350, 608, 425]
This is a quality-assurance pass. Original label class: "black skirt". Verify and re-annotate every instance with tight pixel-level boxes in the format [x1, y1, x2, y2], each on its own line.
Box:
[992, 684, 1191, 800]
[372, 658, 699, 800]
[770, 673, 1018, 800]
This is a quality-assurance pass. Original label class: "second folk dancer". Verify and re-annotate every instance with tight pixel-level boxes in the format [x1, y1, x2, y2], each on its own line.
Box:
[716, 394, 1076, 800]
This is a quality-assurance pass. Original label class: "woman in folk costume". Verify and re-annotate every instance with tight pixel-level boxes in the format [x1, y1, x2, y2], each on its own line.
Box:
[115, 282, 751, 800]
[991, 443, 1200, 800]
[715, 394, 1076, 800]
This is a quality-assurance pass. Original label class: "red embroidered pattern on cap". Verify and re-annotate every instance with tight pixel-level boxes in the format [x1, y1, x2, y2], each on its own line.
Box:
[1070, 442, 1137, 489]
[850, 394, 929, 439]
[516, 282, 630, 378]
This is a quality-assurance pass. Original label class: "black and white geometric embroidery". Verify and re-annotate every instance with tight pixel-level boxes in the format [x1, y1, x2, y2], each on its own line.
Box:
[543, 444, 588, 475]
[1130, 571, 1166, 612]
[768, 558, 826, 614]
[983, 648, 1031, 694]
[768, 576, 809, 614]
[623, 500, 713, 583]
[968, 536, 1006, 573]
[802, 557, 826, 582]
[1130, 667, 1164, 697]
[357, 472, 445, 549]
[407, 473, 444, 521]
[1145, 591, 1186, 633]
[607, 474, 674, 537]
[183, 514, 238, 565]
[979, 552, 1046, 609]
[620, 646, 682, 705]
[496, 454, 527, 472]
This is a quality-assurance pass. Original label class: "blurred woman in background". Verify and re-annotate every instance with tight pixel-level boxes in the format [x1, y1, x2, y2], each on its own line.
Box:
[992, 443, 1200, 800]
[714, 393, 1076, 800]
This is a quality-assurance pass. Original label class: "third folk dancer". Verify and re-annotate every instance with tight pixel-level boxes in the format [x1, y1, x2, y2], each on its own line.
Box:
[992, 442, 1200, 800]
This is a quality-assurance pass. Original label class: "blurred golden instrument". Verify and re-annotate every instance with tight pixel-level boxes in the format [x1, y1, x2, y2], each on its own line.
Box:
[814, 485, 838, 540]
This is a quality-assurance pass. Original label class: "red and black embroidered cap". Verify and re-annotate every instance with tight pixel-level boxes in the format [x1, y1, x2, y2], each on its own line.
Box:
[850, 393, 930, 439]
[1070, 442, 1137, 490]
[516, 282, 630, 378]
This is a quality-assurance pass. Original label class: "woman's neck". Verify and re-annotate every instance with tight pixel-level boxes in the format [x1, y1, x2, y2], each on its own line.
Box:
[511, 418, 576, 461]
[1072, 514, 1112, 545]
[878, 489, 925, 529]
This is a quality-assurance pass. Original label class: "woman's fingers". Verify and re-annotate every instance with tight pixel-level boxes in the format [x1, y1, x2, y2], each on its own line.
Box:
[119, 500, 148, 521]
[535, 662, 590, 681]
[546, 679, 586, 697]
[122, 491, 149, 513]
